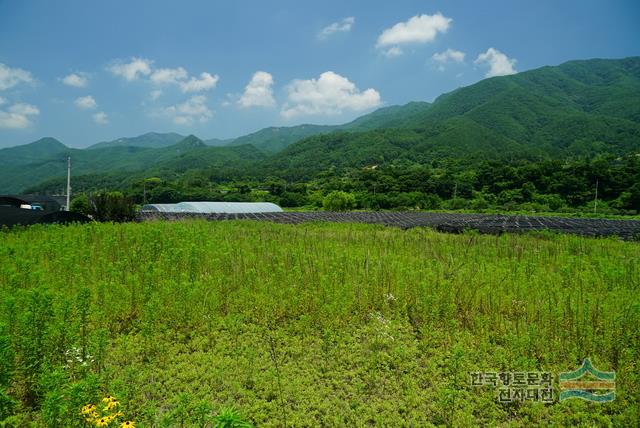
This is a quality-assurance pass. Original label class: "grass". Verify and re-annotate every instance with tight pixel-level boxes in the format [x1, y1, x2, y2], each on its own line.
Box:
[0, 220, 639, 426]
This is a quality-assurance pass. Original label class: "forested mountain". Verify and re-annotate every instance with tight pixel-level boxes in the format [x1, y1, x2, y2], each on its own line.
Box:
[87, 132, 186, 150]
[2, 57, 639, 195]
[262, 57, 640, 179]
[227, 101, 433, 153]
[0, 135, 261, 193]
[0, 137, 68, 166]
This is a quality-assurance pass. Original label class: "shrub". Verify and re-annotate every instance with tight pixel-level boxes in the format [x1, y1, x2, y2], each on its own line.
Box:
[88, 191, 137, 222]
[322, 191, 356, 211]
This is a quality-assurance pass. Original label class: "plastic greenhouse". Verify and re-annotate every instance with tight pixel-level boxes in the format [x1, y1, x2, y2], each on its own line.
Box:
[140, 201, 283, 214]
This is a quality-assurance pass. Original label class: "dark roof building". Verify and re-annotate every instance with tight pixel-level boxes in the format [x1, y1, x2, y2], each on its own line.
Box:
[0, 195, 62, 212]
[0, 195, 89, 228]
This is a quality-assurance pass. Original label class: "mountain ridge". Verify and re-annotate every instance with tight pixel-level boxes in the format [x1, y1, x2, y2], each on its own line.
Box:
[2, 56, 639, 194]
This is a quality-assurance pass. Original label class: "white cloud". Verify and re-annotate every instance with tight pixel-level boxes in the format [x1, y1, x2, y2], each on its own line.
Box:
[108, 58, 218, 94]
[74, 95, 97, 110]
[474, 48, 517, 77]
[318, 17, 355, 40]
[180, 72, 219, 93]
[108, 57, 153, 81]
[9, 103, 39, 116]
[0, 63, 34, 91]
[150, 67, 188, 85]
[281, 71, 381, 119]
[93, 111, 108, 124]
[376, 13, 451, 54]
[62, 72, 89, 88]
[163, 95, 213, 125]
[150, 89, 163, 100]
[383, 47, 404, 58]
[0, 96, 6, 106]
[432, 48, 465, 64]
[0, 102, 39, 129]
[238, 71, 276, 108]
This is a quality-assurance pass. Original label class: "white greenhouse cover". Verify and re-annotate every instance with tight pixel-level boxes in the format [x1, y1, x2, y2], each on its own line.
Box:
[141, 201, 283, 214]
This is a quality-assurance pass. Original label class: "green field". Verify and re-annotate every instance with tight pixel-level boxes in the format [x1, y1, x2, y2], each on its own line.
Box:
[1, 221, 639, 427]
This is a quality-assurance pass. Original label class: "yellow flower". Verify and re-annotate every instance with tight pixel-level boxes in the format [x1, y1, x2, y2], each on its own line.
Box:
[102, 395, 116, 403]
[95, 418, 109, 427]
[82, 404, 97, 414]
[120, 421, 135, 428]
[106, 400, 120, 410]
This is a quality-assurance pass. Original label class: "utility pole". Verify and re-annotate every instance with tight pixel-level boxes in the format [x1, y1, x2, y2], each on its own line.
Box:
[66, 156, 71, 211]
[593, 178, 598, 214]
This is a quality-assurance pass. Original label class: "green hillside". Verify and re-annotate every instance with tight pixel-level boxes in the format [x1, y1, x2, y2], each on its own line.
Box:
[228, 124, 337, 152]
[0, 136, 260, 194]
[87, 132, 185, 150]
[3, 57, 640, 195]
[0, 137, 68, 166]
[226, 101, 433, 153]
[262, 57, 640, 178]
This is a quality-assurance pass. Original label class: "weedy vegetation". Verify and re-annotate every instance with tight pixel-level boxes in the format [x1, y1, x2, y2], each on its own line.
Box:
[0, 220, 638, 426]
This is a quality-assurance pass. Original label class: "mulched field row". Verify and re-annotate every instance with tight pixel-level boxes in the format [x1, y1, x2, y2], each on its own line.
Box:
[138, 211, 640, 240]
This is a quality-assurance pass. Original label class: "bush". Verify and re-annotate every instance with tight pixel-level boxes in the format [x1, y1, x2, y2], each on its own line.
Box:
[322, 191, 356, 211]
[88, 191, 137, 222]
[70, 194, 90, 216]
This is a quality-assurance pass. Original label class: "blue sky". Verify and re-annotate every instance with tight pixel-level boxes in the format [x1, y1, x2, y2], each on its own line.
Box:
[0, 0, 638, 148]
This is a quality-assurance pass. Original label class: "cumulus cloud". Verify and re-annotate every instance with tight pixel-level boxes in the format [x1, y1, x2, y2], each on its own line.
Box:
[281, 71, 381, 119]
[0, 96, 6, 106]
[0, 63, 34, 90]
[150, 67, 188, 85]
[164, 95, 213, 125]
[238, 71, 276, 108]
[180, 72, 219, 93]
[62, 72, 89, 88]
[432, 48, 465, 64]
[474, 48, 517, 77]
[318, 17, 355, 40]
[150, 89, 163, 100]
[432, 49, 466, 71]
[108, 57, 153, 81]
[74, 95, 97, 110]
[376, 13, 451, 56]
[93, 112, 108, 124]
[0, 102, 40, 129]
[383, 47, 403, 58]
[108, 58, 218, 94]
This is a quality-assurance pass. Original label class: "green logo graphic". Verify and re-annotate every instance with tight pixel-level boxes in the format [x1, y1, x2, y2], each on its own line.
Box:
[559, 358, 615, 402]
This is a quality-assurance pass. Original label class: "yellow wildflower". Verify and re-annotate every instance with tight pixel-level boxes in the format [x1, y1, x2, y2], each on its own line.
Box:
[120, 421, 135, 428]
[82, 404, 96, 414]
[106, 400, 120, 410]
[95, 418, 109, 426]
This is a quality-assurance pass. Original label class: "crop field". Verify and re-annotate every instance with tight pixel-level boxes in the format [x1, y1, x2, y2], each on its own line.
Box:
[0, 220, 639, 427]
[139, 211, 640, 240]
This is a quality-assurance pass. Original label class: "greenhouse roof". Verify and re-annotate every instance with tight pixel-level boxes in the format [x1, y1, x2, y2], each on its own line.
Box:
[140, 201, 283, 214]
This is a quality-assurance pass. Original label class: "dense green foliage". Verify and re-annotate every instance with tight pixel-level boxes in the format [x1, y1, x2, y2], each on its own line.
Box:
[78, 191, 137, 222]
[322, 191, 356, 211]
[0, 221, 638, 426]
[53, 154, 639, 215]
